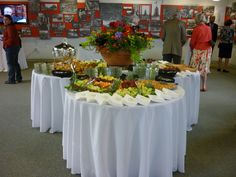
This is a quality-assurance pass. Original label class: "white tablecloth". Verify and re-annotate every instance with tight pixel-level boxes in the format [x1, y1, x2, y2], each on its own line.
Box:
[0, 38, 28, 72]
[31, 70, 70, 133]
[63, 87, 187, 177]
[175, 72, 200, 131]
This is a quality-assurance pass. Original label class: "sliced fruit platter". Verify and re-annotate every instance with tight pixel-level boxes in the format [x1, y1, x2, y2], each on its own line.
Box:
[172, 64, 197, 72]
[66, 76, 180, 106]
[53, 59, 106, 75]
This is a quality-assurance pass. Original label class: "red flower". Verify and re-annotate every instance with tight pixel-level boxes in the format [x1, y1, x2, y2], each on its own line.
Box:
[101, 26, 107, 32]
[124, 25, 132, 33]
[109, 21, 120, 28]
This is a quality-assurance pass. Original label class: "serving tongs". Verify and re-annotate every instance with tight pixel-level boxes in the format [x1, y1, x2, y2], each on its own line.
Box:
[84, 78, 96, 87]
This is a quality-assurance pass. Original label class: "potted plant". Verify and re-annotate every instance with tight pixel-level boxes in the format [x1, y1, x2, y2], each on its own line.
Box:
[80, 21, 153, 66]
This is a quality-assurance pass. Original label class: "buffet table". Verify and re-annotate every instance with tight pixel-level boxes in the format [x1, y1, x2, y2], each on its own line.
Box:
[175, 72, 200, 130]
[31, 70, 70, 133]
[0, 38, 28, 72]
[30, 70, 200, 133]
[62, 87, 187, 177]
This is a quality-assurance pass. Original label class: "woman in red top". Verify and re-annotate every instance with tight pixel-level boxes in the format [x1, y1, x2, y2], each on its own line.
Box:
[3, 15, 22, 84]
[190, 13, 212, 92]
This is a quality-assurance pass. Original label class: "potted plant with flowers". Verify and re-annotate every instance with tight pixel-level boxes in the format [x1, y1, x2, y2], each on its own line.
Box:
[80, 21, 153, 66]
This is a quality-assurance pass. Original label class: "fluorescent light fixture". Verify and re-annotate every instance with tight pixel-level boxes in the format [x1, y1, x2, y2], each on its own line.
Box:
[212, 0, 220, 1]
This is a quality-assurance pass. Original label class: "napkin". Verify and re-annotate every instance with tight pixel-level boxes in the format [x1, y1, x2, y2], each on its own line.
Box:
[162, 88, 179, 99]
[123, 94, 137, 107]
[136, 94, 150, 105]
[75, 91, 90, 100]
[86, 92, 98, 102]
[148, 94, 165, 103]
[108, 93, 123, 107]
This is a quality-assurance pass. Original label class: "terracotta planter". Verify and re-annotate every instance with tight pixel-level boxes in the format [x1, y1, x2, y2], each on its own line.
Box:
[98, 47, 133, 66]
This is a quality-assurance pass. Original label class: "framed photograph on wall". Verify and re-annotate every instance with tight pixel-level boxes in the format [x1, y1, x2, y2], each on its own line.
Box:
[41, 3, 58, 11]
[64, 14, 74, 23]
[180, 6, 202, 19]
[72, 22, 79, 28]
[100, 3, 122, 26]
[152, 0, 162, 20]
[138, 20, 149, 32]
[79, 28, 91, 37]
[60, 0, 77, 14]
[203, 6, 215, 16]
[78, 9, 87, 22]
[122, 4, 134, 16]
[52, 14, 64, 22]
[80, 21, 91, 29]
[30, 19, 39, 27]
[38, 13, 50, 31]
[149, 20, 160, 32]
[54, 31, 64, 37]
[67, 29, 79, 38]
[51, 23, 65, 32]
[139, 4, 152, 20]
[21, 27, 32, 36]
[93, 18, 102, 27]
[29, 0, 40, 14]
[86, 0, 100, 11]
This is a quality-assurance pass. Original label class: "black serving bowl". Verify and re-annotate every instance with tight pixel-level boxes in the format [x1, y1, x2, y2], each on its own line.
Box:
[52, 70, 73, 78]
[77, 74, 89, 80]
[155, 75, 175, 83]
[158, 69, 178, 78]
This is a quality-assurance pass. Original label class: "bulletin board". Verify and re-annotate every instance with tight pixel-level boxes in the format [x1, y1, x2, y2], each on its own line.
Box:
[1, 1, 215, 39]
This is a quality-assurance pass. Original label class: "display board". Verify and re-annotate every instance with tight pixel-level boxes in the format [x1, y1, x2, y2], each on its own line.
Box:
[0, 1, 216, 39]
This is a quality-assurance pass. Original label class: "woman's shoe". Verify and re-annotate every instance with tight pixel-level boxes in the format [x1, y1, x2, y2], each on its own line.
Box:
[223, 69, 229, 73]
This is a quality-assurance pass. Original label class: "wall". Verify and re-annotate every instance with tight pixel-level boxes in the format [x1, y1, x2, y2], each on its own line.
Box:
[7, 0, 236, 65]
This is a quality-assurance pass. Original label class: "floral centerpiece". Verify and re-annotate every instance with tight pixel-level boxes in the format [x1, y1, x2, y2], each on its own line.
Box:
[80, 21, 153, 66]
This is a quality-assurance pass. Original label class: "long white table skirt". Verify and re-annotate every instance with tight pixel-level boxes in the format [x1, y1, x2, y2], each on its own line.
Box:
[175, 72, 200, 130]
[31, 70, 70, 133]
[63, 87, 187, 177]
[0, 40, 28, 72]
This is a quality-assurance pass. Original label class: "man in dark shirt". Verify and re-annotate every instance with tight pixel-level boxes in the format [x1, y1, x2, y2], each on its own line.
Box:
[207, 15, 218, 49]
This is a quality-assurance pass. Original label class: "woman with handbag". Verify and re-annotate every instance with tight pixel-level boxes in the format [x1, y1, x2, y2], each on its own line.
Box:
[217, 19, 234, 73]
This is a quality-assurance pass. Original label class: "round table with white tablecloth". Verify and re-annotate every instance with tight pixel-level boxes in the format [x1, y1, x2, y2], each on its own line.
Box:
[30, 70, 200, 133]
[0, 36, 28, 72]
[31, 70, 70, 133]
[175, 71, 200, 131]
[62, 87, 187, 177]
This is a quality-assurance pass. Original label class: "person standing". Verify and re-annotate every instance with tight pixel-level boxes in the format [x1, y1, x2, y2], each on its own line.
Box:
[207, 15, 218, 49]
[190, 13, 212, 92]
[161, 11, 187, 64]
[207, 15, 218, 72]
[217, 19, 234, 73]
[3, 15, 22, 84]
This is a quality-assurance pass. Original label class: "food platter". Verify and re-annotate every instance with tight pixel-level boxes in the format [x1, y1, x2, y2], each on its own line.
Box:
[52, 70, 73, 78]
